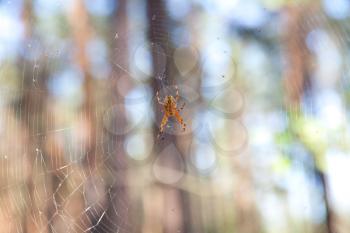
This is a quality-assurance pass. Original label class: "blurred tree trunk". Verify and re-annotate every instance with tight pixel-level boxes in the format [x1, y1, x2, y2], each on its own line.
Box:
[95, 0, 132, 232]
[283, 6, 310, 110]
[70, 0, 96, 160]
[283, 5, 335, 233]
[69, 0, 99, 231]
[20, 1, 51, 232]
[232, 155, 261, 233]
[20, 52, 51, 233]
[146, 0, 191, 232]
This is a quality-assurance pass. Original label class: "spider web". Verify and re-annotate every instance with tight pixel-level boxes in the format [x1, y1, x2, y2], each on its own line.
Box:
[4, 0, 350, 233]
[1, 0, 245, 232]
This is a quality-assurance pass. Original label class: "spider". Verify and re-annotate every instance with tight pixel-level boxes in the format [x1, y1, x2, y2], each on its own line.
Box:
[156, 86, 186, 139]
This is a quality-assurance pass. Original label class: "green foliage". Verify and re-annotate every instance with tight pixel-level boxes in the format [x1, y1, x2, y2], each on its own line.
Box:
[275, 130, 293, 146]
[272, 154, 292, 174]
[292, 115, 327, 171]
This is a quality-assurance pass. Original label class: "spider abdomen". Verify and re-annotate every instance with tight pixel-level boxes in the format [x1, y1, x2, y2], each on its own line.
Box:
[163, 96, 177, 116]
[164, 103, 175, 116]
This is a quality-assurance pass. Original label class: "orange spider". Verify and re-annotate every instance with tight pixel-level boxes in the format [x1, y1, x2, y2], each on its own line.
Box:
[156, 86, 186, 139]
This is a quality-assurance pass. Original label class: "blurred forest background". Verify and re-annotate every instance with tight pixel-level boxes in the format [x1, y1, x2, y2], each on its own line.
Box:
[0, 0, 350, 233]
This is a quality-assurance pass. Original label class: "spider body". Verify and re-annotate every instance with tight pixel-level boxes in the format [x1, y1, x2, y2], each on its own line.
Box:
[156, 86, 186, 138]
[164, 96, 177, 116]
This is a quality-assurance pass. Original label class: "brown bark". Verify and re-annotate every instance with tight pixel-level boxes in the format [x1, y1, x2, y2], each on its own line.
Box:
[95, 0, 132, 232]
[68, 1, 98, 231]
[69, 0, 96, 163]
[19, 1, 51, 233]
[283, 6, 311, 110]
[232, 156, 261, 233]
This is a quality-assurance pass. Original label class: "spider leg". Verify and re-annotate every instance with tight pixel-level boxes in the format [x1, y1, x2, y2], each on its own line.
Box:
[177, 102, 185, 112]
[156, 91, 164, 105]
[157, 114, 169, 139]
[174, 110, 186, 131]
[175, 85, 179, 101]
